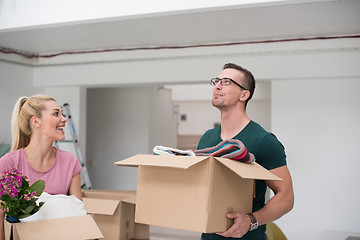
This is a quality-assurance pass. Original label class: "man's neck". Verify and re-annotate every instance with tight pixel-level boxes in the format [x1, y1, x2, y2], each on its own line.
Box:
[220, 107, 250, 140]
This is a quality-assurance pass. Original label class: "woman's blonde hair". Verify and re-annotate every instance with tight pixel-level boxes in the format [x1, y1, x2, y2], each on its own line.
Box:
[11, 95, 56, 151]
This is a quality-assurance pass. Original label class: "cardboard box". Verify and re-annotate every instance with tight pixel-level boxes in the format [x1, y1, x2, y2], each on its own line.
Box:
[4, 215, 103, 240]
[82, 189, 149, 240]
[115, 154, 281, 233]
[132, 223, 150, 240]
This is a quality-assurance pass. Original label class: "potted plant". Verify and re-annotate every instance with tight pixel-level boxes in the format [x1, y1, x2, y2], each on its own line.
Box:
[0, 168, 45, 223]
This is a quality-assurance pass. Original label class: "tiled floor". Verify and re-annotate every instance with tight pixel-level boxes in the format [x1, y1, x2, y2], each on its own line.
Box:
[150, 226, 201, 240]
[150, 233, 200, 240]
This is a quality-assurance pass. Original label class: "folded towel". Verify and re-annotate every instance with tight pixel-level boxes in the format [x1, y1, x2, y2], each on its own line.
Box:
[153, 146, 195, 156]
[194, 139, 255, 163]
[153, 139, 255, 163]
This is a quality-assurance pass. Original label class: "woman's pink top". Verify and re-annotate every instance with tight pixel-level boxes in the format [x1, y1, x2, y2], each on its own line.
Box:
[0, 148, 81, 195]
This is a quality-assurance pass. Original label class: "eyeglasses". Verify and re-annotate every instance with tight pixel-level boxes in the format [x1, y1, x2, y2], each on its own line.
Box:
[210, 78, 247, 90]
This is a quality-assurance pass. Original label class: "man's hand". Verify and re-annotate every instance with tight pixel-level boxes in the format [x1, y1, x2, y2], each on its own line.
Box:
[217, 212, 251, 238]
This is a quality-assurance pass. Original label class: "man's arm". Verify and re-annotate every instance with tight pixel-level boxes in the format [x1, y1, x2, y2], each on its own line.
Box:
[217, 165, 294, 238]
[255, 165, 294, 225]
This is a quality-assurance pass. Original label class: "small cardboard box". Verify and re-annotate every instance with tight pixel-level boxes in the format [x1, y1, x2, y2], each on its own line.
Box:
[115, 154, 281, 233]
[82, 189, 149, 240]
[4, 215, 103, 240]
[132, 223, 150, 240]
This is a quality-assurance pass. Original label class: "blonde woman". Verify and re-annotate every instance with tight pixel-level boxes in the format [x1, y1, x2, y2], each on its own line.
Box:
[0, 95, 82, 239]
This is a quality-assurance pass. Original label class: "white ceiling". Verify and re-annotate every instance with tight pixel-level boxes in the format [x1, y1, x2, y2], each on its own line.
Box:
[0, 0, 359, 58]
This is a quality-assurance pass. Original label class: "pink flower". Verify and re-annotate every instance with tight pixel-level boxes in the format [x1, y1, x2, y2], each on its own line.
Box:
[0, 168, 45, 219]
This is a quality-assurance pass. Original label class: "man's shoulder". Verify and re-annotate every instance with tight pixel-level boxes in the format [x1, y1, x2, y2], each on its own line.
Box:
[245, 121, 286, 169]
[248, 121, 270, 135]
[239, 121, 271, 143]
[249, 121, 282, 145]
[240, 121, 283, 152]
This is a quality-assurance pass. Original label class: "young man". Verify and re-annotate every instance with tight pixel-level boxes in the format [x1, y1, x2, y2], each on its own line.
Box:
[198, 63, 294, 240]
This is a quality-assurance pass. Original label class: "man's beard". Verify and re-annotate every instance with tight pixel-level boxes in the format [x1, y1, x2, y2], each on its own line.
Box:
[212, 98, 224, 108]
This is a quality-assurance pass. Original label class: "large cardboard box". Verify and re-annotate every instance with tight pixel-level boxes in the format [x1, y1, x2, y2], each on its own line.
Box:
[82, 189, 149, 240]
[4, 215, 103, 240]
[115, 154, 281, 233]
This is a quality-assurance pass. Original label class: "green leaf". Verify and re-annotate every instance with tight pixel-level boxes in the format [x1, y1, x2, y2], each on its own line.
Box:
[22, 178, 29, 189]
[24, 205, 35, 214]
[28, 180, 45, 196]
[38, 201, 45, 208]
[19, 213, 31, 219]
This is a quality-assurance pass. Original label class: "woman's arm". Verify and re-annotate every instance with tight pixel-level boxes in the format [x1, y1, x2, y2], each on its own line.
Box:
[68, 173, 82, 201]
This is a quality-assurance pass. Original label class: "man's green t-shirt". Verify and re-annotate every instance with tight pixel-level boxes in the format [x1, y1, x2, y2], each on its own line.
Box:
[197, 120, 287, 240]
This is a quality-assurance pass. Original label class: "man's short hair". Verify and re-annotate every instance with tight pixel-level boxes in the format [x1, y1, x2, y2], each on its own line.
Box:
[223, 63, 256, 104]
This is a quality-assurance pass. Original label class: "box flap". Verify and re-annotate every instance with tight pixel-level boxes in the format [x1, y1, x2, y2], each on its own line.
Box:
[114, 154, 210, 169]
[4, 219, 12, 240]
[121, 194, 136, 205]
[14, 215, 103, 240]
[82, 189, 136, 198]
[83, 198, 120, 215]
[215, 157, 282, 181]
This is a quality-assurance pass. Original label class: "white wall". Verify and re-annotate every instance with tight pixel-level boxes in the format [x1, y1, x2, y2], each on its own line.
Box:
[272, 78, 360, 240]
[247, 99, 271, 132]
[176, 100, 219, 135]
[0, 61, 43, 144]
[32, 38, 360, 88]
[86, 86, 177, 190]
[86, 87, 148, 190]
[149, 87, 178, 151]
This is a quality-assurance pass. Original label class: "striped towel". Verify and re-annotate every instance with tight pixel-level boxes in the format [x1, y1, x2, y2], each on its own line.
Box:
[194, 139, 255, 163]
[153, 139, 254, 163]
